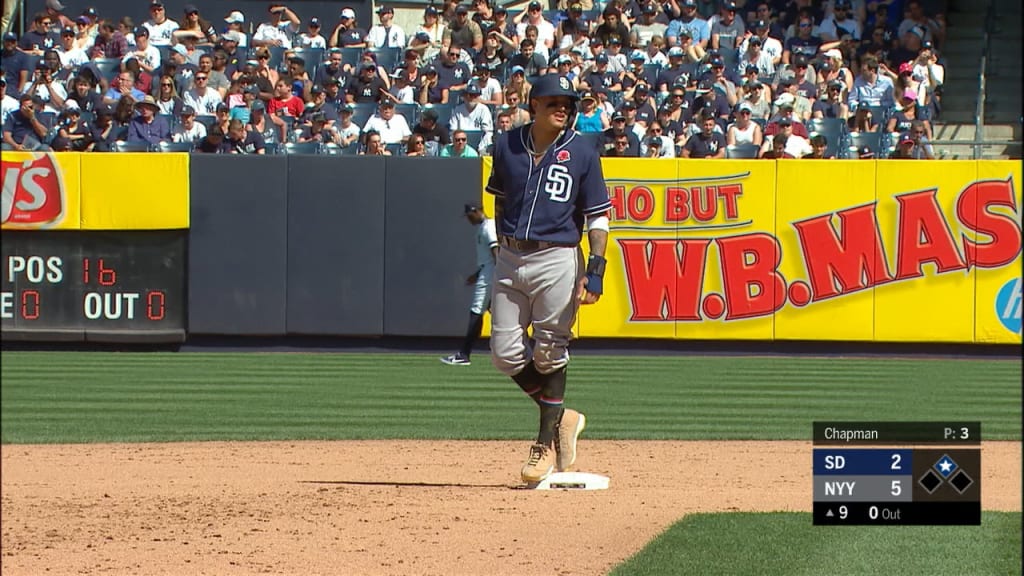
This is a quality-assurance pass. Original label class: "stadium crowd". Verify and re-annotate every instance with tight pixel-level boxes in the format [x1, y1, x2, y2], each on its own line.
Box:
[1, 0, 947, 158]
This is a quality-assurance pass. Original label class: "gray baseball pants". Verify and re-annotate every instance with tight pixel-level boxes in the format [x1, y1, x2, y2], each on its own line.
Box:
[490, 244, 584, 376]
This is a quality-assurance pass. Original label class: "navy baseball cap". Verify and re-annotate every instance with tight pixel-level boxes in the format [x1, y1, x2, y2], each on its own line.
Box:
[595, 53, 609, 64]
[754, 19, 769, 29]
[528, 74, 578, 101]
[181, 105, 196, 115]
[251, 100, 265, 112]
[2, 32, 16, 41]
[134, 26, 149, 37]
[216, 102, 230, 112]
[456, 5, 469, 14]
[465, 83, 482, 96]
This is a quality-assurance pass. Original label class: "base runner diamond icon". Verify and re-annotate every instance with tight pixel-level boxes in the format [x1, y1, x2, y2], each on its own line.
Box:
[934, 454, 958, 478]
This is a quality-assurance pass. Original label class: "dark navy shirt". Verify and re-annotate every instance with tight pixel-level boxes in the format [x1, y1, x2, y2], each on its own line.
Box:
[486, 125, 611, 244]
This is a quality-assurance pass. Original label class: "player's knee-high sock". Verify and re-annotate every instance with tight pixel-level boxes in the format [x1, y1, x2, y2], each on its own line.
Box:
[459, 313, 484, 358]
[536, 367, 566, 447]
[512, 362, 543, 405]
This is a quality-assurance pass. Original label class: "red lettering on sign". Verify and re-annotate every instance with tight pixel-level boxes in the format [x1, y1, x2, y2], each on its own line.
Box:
[619, 238, 709, 321]
[792, 203, 894, 301]
[957, 178, 1023, 269]
[894, 190, 967, 280]
[717, 233, 786, 321]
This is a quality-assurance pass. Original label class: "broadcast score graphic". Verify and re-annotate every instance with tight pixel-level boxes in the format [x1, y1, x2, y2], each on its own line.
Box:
[1, 231, 186, 342]
[813, 422, 982, 525]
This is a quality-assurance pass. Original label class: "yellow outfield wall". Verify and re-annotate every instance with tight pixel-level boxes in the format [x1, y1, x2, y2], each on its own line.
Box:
[481, 158, 1022, 344]
[1, 152, 189, 230]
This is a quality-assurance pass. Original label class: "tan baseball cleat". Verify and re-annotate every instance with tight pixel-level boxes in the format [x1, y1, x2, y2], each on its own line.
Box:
[555, 409, 586, 472]
[521, 443, 556, 483]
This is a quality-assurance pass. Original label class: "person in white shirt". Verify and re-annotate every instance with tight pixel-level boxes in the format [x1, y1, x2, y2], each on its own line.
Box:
[56, 26, 88, 68]
[448, 84, 493, 136]
[335, 105, 361, 148]
[123, 26, 161, 74]
[818, 0, 861, 42]
[142, 0, 179, 48]
[296, 17, 327, 49]
[253, 5, 300, 49]
[367, 6, 406, 50]
[224, 11, 249, 49]
[362, 100, 411, 144]
[515, 1, 555, 52]
[183, 71, 223, 115]
[472, 64, 503, 106]
[386, 70, 417, 104]
[0, 78, 19, 126]
[172, 105, 207, 142]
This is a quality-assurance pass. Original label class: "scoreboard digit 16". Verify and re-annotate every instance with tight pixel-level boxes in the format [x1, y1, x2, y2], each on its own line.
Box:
[1, 231, 186, 343]
[812, 422, 981, 526]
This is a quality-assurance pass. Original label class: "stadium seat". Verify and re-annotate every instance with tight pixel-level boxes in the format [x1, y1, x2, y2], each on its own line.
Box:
[91, 58, 122, 83]
[321, 142, 345, 155]
[263, 142, 281, 155]
[460, 130, 485, 151]
[156, 113, 176, 127]
[283, 141, 322, 155]
[369, 47, 401, 71]
[385, 143, 404, 156]
[726, 143, 760, 159]
[159, 141, 194, 152]
[292, 47, 325, 78]
[848, 131, 885, 157]
[422, 103, 454, 129]
[394, 103, 419, 126]
[807, 118, 847, 157]
[340, 47, 362, 69]
[194, 114, 216, 129]
[113, 141, 154, 152]
[349, 102, 377, 129]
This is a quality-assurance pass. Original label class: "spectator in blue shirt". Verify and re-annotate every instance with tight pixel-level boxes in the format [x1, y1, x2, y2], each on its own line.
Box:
[104, 70, 147, 104]
[2, 94, 51, 150]
[666, 0, 710, 49]
[126, 95, 171, 146]
[848, 55, 895, 110]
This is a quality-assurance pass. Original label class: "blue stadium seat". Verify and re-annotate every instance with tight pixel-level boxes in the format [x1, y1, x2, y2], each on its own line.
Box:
[156, 113, 176, 128]
[460, 130, 485, 151]
[421, 103, 454, 129]
[341, 47, 362, 69]
[159, 141, 194, 152]
[293, 47, 325, 79]
[91, 58, 123, 83]
[263, 142, 281, 155]
[848, 131, 885, 157]
[349, 102, 378, 129]
[194, 114, 216, 129]
[385, 143, 404, 156]
[321, 142, 345, 155]
[283, 141, 322, 154]
[113, 141, 154, 152]
[726, 143, 760, 159]
[808, 118, 847, 158]
[394, 103, 419, 126]
[368, 47, 401, 71]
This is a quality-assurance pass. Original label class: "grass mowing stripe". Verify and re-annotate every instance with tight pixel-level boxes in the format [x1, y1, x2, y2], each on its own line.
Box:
[2, 352, 1019, 444]
[611, 512, 1022, 576]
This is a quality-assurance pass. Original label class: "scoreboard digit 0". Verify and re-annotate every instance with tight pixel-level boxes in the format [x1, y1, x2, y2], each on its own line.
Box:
[812, 422, 981, 526]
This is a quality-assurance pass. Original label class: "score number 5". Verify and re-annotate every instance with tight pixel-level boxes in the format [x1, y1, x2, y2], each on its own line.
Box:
[891, 453, 902, 496]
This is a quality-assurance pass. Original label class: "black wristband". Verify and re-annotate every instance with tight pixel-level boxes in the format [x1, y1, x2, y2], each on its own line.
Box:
[586, 255, 606, 277]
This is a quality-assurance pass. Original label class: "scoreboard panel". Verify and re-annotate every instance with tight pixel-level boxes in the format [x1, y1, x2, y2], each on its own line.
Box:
[813, 422, 981, 526]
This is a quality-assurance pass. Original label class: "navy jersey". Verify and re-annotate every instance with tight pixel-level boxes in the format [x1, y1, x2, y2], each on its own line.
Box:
[486, 125, 611, 245]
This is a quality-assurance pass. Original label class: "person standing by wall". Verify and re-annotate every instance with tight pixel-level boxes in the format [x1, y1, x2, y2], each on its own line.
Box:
[442, 203, 499, 366]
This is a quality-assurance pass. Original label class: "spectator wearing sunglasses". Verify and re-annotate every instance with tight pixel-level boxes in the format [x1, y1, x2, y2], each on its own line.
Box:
[440, 129, 479, 157]
[297, 17, 327, 49]
[183, 70, 223, 114]
[782, 15, 821, 66]
[142, 0, 179, 48]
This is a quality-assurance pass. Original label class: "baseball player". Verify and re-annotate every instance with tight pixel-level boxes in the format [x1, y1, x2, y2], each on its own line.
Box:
[486, 73, 611, 484]
[441, 202, 498, 366]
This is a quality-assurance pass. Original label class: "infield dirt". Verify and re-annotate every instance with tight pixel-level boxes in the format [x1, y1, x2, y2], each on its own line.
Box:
[2, 440, 1020, 576]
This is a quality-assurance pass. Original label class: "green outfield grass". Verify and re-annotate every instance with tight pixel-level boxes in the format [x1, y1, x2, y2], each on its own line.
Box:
[1, 352, 1020, 443]
[2, 351, 1020, 576]
[612, 512, 1023, 576]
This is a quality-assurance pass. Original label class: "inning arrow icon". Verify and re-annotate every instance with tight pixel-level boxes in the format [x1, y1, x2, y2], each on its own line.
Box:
[826, 509, 834, 518]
